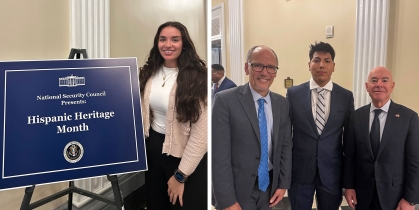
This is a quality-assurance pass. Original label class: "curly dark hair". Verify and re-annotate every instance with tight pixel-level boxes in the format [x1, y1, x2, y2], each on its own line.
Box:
[139, 21, 207, 123]
[309, 41, 335, 61]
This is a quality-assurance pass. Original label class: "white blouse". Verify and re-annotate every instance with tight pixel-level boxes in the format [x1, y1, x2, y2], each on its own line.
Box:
[149, 65, 178, 134]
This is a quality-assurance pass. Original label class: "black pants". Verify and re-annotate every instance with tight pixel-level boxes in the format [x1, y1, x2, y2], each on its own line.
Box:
[368, 184, 382, 210]
[289, 169, 342, 210]
[145, 129, 207, 210]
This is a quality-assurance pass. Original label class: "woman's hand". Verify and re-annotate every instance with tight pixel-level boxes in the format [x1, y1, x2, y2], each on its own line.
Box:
[167, 175, 185, 206]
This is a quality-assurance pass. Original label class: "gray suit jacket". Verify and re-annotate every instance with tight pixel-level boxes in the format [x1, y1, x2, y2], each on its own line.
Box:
[343, 101, 419, 209]
[212, 83, 292, 209]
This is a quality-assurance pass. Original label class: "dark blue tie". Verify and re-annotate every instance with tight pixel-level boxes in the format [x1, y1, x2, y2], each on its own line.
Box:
[370, 109, 383, 158]
[257, 98, 269, 192]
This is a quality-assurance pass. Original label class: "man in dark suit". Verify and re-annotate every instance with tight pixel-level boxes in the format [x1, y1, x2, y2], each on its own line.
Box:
[212, 63, 237, 97]
[212, 45, 292, 210]
[286, 42, 354, 210]
[343, 66, 419, 210]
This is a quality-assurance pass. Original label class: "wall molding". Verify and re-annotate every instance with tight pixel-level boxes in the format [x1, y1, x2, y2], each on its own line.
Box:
[71, 0, 110, 58]
[70, 0, 110, 207]
[211, 3, 226, 67]
[228, 0, 244, 85]
[353, 0, 390, 108]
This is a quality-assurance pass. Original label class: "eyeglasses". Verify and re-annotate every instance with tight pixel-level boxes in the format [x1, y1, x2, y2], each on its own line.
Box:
[248, 63, 278, 74]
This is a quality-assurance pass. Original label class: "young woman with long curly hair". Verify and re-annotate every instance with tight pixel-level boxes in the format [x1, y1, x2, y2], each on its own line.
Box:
[139, 21, 207, 210]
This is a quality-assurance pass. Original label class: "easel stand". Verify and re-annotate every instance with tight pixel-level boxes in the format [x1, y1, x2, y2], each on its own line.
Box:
[68, 48, 88, 59]
[20, 175, 124, 210]
[20, 49, 123, 210]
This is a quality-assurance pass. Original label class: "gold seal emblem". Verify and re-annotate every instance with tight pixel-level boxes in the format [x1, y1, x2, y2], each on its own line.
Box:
[63, 141, 84, 163]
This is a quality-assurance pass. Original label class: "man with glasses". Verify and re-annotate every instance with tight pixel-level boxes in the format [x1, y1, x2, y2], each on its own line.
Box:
[212, 45, 292, 210]
[286, 42, 354, 210]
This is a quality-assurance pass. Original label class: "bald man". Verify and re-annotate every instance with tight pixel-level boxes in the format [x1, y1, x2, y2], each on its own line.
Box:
[343, 66, 419, 209]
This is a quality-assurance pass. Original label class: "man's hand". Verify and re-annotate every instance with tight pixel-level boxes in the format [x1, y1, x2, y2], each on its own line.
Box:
[396, 198, 415, 210]
[224, 202, 242, 210]
[269, 189, 286, 207]
[344, 189, 357, 209]
[167, 175, 185, 206]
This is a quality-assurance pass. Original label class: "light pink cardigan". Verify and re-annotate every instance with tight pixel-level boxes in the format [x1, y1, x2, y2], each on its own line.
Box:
[141, 76, 207, 176]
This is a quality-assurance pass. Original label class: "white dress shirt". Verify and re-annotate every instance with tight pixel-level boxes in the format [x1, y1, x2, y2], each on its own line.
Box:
[310, 77, 333, 124]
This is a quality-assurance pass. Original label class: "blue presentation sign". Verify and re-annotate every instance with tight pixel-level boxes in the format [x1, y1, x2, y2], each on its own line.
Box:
[0, 58, 146, 190]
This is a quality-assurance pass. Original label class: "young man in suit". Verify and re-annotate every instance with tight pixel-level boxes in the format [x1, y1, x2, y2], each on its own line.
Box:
[343, 66, 419, 210]
[212, 63, 237, 97]
[212, 45, 292, 210]
[286, 42, 354, 210]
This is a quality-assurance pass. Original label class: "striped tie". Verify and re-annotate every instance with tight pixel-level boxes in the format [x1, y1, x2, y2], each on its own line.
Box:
[315, 87, 326, 135]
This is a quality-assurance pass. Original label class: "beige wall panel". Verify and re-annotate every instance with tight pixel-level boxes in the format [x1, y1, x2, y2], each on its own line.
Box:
[241, 0, 356, 96]
[387, 0, 419, 112]
[0, 0, 70, 209]
[0, 0, 70, 60]
[110, 0, 207, 67]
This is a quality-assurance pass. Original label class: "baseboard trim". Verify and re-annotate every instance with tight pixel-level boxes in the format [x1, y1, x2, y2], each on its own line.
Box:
[53, 172, 145, 210]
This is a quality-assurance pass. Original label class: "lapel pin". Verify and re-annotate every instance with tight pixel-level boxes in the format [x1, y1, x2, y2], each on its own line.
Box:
[395, 114, 400, 117]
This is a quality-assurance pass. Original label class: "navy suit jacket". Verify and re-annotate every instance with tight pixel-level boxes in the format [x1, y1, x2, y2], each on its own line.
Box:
[286, 81, 354, 186]
[214, 77, 237, 94]
[343, 101, 419, 209]
[212, 83, 292, 209]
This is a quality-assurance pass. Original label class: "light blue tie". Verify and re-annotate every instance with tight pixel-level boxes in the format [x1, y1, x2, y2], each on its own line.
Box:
[257, 98, 269, 192]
